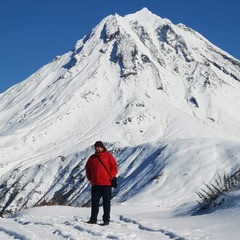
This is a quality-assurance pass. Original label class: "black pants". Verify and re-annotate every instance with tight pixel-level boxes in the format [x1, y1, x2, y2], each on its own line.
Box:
[90, 186, 112, 223]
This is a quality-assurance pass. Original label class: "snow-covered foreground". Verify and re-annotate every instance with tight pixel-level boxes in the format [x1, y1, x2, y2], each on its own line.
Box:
[1, 193, 239, 240]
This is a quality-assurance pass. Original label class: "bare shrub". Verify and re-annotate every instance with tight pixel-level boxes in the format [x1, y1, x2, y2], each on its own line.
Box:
[196, 166, 240, 212]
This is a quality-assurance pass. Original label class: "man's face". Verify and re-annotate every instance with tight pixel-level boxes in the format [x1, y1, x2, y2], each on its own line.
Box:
[95, 146, 104, 153]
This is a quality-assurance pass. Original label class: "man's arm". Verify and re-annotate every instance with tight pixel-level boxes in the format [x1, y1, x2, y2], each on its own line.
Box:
[109, 154, 118, 179]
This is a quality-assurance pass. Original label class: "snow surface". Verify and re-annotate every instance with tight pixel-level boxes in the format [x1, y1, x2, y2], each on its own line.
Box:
[0, 7, 240, 239]
[0, 196, 240, 240]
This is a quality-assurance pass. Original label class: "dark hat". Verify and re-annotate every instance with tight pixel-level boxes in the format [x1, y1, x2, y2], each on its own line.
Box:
[94, 141, 105, 148]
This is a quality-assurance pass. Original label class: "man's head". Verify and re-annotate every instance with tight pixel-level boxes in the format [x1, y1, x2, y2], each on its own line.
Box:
[94, 141, 105, 153]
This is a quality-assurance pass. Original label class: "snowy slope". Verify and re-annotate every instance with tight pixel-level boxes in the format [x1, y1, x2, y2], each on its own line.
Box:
[0, 8, 240, 218]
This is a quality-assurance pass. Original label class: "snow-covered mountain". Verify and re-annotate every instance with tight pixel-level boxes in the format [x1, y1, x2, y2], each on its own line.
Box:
[0, 8, 240, 217]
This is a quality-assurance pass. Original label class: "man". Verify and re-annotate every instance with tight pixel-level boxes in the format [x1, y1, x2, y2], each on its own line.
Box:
[86, 141, 118, 225]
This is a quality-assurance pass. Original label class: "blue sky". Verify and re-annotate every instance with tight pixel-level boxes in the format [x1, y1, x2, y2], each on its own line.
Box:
[1, 0, 239, 93]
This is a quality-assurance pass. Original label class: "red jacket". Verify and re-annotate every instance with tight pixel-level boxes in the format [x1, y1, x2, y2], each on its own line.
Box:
[86, 150, 118, 186]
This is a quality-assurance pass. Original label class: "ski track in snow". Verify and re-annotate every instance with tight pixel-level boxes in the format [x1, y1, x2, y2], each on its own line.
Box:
[0, 211, 215, 240]
[0, 214, 193, 240]
[0, 227, 28, 240]
[119, 215, 187, 240]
